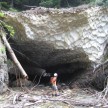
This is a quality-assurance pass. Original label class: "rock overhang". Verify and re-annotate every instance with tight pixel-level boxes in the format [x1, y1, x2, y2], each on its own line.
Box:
[3, 6, 108, 63]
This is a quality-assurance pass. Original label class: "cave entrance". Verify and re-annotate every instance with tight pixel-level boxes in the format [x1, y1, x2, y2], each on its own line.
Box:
[27, 63, 87, 86]
[7, 40, 90, 87]
[8, 62, 87, 87]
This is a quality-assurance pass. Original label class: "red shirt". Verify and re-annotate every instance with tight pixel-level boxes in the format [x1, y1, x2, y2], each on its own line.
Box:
[50, 77, 57, 85]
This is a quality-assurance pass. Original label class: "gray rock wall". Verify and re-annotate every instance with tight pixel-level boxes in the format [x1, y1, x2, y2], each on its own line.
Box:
[0, 38, 8, 93]
[4, 6, 108, 63]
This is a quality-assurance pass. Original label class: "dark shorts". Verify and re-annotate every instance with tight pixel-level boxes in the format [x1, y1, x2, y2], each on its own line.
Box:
[52, 85, 58, 90]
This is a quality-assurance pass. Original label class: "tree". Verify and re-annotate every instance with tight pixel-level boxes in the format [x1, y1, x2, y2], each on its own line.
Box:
[39, 0, 61, 8]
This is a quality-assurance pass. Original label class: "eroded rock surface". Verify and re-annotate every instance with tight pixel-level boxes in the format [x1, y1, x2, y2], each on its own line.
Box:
[3, 6, 108, 63]
[0, 38, 8, 93]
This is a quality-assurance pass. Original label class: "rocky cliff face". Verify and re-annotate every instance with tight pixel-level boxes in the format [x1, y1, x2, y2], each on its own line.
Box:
[0, 38, 8, 93]
[4, 6, 108, 63]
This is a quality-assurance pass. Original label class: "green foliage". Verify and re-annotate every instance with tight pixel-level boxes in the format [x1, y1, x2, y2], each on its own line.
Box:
[0, 2, 10, 9]
[0, 12, 5, 18]
[39, 0, 53, 8]
[15, 0, 30, 5]
[0, 46, 5, 54]
[1, 22, 15, 37]
[4, 24, 15, 37]
[9, 8, 18, 12]
[53, 0, 61, 8]
[1, 0, 108, 9]
[95, 0, 104, 5]
[39, 0, 61, 8]
[105, 0, 108, 6]
[100, 0, 108, 6]
[0, 11, 15, 37]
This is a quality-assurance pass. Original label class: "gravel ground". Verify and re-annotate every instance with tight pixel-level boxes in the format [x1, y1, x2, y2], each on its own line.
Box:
[0, 86, 106, 108]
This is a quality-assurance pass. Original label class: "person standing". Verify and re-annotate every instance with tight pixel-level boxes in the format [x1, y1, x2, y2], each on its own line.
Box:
[50, 73, 59, 96]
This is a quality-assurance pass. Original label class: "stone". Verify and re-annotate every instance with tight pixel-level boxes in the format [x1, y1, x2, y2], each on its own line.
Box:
[4, 7, 108, 62]
[0, 39, 8, 94]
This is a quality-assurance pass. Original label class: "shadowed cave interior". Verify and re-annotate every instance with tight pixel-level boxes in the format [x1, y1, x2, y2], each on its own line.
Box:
[8, 39, 108, 91]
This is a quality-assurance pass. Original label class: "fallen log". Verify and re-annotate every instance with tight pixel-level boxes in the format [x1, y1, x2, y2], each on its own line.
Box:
[0, 28, 28, 79]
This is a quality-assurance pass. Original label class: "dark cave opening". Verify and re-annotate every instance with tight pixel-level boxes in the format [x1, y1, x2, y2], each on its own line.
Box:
[7, 40, 90, 87]
[5, 38, 108, 91]
[44, 63, 86, 84]
[10, 62, 87, 86]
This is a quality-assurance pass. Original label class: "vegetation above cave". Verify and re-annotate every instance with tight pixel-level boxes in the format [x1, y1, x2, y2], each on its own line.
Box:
[0, 0, 108, 11]
[0, 11, 15, 37]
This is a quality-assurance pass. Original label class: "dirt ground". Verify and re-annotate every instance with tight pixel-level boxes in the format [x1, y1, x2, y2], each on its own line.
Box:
[0, 85, 106, 108]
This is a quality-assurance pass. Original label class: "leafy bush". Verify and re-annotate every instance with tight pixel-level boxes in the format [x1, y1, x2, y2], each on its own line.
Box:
[39, 0, 53, 7]
[0, 12, 4, 18]
[53, 0, 61, 8]
[1, 0, 108, 9]
[0, 2, 10, 9]
[39, 0, 61, 8]
[9, 8, 18, 12]
[0, 11, 15, 37]
[4, 24, 15, 37]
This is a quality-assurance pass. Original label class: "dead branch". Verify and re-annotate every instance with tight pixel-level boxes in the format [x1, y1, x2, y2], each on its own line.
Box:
[24, 100, 43, 107]
[13, 94, 19, 104]
[44, 98, 96, 107]
[23, 5, 37, 8]
[15, 94, 96, 107]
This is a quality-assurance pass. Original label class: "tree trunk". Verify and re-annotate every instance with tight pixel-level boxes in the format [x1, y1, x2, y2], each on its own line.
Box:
[0, 30, 28, 79]
[11, 0, 14, 8]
